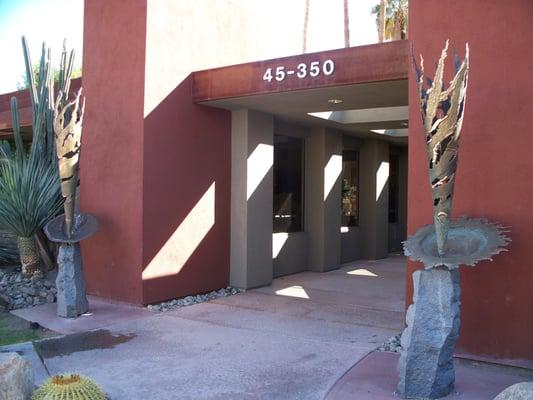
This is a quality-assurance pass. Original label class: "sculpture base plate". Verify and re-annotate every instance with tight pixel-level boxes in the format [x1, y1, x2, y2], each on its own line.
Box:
[403, 218, 510, 269]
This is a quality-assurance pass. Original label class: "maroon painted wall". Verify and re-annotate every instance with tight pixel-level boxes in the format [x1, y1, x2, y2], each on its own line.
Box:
[142, 76, 231, 303]
[408, 0, 533, 361]
[81, 0, 231, 305]
[81, 0, 147, 304]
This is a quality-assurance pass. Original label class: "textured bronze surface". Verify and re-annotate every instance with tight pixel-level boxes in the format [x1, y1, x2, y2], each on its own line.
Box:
[413, 40, 469, 256]
[52, 45, 86, 240]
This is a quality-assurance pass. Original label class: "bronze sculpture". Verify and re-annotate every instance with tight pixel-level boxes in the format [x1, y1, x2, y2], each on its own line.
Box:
[417, 40, 468, 257]
[398, 41, 510, 399]
[44, 43, 98, 318]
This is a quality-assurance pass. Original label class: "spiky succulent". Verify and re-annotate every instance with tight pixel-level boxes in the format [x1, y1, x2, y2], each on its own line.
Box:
[32, 373, 107, 400]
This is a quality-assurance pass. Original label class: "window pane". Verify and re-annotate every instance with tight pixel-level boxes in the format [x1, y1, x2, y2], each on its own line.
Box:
[388, 153, 399, 223]
[341, 150, 359, 227]
[273, 135, 304, 233]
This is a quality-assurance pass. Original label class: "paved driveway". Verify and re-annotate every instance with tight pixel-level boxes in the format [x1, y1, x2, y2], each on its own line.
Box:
[19, 256, 406, 399]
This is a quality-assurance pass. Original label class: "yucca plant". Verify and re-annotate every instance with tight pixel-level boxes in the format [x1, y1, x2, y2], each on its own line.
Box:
[0, 151, 62, 275]
[0, 230, 18, 265]
[0, 37, 73, 276]
[0, 141, 18, 265]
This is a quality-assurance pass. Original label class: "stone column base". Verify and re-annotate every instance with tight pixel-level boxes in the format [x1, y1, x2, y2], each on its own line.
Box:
[397, 267, 461, 399]
[56, 243, 89, 318]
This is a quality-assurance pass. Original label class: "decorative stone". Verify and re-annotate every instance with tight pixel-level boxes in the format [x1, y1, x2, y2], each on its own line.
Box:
[397, 267, 461, 399]
[56, 243, 88, 318]
[494, 382, 533, 400]
[0, 352, 34, 400]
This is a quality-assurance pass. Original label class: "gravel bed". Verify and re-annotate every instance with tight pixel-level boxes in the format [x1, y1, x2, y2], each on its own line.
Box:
[147, 286, 243, 312]
[378, 333, 402, 353]
[0, 267, 57, 311]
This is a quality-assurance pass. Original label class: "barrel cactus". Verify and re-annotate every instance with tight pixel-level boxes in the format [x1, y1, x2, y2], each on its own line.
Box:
[32, 373, 107, 400]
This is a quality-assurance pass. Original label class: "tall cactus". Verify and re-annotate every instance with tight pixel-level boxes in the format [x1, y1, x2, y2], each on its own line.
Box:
[0, 36, 75, 275]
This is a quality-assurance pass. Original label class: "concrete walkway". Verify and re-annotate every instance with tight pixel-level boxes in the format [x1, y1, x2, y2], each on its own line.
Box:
[10, 256, 406, 399]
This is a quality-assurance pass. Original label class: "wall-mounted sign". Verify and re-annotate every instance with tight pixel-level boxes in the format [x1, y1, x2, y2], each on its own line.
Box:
[262, 59, 335, 83]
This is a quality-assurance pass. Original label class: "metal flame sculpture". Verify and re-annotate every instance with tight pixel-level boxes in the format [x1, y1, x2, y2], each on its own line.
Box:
[398, 41, 511, 399]
[405, 41, 510, 268]
[53, 88, 84, 239]
[415, 40, 469, 256]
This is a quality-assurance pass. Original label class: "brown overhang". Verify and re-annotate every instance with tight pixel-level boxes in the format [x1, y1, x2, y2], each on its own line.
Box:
[0, 77, 82, 131]
[192, 40, 408, 103]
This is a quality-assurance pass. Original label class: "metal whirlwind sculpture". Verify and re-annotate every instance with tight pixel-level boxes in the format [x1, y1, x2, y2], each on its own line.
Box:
[405, 40, 510, 269]
[44, 42, 98, 318]
[415, 40, 468, 256]
[53, 85, 84, 239]
[398, 41, 510, 399]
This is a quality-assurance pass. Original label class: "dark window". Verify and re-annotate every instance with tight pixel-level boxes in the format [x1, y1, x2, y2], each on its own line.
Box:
[388, 153, 399, 223]
[273, 135, 304, 233]
[341, 150, 359, 227]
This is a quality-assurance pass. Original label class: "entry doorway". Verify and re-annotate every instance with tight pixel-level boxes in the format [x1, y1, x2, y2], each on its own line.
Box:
[271, 120, 408, 278]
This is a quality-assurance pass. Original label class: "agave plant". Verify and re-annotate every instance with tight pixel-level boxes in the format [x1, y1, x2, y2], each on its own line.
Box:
[0, 37, 75, 276]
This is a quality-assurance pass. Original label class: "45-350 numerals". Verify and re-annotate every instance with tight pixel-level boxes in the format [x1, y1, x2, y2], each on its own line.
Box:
[263, 59, 335, 83]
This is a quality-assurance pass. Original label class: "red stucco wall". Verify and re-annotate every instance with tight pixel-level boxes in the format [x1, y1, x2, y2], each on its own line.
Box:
[81, 0, 231, 305]
[80, 0, 147, 304]
[408, 0, 533, 361]
[142, 76, 231, 304]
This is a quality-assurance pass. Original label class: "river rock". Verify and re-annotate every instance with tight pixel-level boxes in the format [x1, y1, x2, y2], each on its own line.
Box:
[0, 352, 34, 400]
[397, 267, 461, 399]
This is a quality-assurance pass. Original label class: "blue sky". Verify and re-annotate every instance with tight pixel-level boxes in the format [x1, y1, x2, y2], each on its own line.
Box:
[0, 0, 378, 94]
[0, 0, 84, 93]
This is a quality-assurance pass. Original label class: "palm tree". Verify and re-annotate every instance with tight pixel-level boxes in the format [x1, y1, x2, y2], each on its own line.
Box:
[379, 0, 386, 43]
[344, 0, 350, 47]
[371, 0, 408, 42]
[303, 0, 310, 53]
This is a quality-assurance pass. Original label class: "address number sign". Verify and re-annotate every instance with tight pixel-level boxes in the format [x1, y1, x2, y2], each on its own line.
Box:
[262, 59, 335, 83]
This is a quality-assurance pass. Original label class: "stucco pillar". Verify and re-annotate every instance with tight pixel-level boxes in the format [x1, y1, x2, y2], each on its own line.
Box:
[230, 110, 274, 288]
[305, 128, 342, 272]
[81, 0, 147, 304]
[359, 139, 390, 259]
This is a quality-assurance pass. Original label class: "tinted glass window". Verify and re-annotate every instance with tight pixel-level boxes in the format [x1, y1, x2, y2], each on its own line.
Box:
[342, 150, 359, 227]
[389, 153, 399, 223]
[273, 135, 304, 233]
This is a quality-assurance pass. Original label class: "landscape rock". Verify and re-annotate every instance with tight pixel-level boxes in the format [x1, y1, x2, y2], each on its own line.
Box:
[397, 267, 461, 399]
[494, 382, 533, 400]
[0, 268, 56, 310]
[0, 352, 34, 400]
[378, 334, 402, 353]
[56, 243, 88, 318]
[147, 286, 243, 312]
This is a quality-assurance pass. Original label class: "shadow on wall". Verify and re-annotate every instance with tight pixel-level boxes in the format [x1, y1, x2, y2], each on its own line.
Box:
[141, 75, 231, 304]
